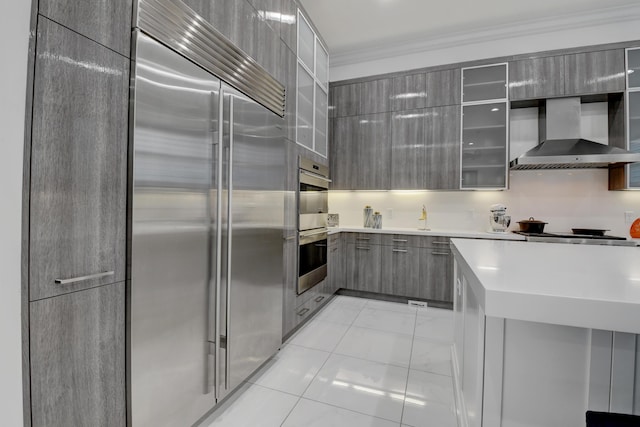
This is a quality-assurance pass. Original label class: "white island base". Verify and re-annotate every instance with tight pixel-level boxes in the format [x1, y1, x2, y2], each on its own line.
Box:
[450, 239, 640, 427]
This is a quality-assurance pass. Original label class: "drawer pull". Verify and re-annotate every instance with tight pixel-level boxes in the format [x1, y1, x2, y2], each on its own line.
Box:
[433, 241, 449, 245]
[315, 296, 325, 303]
[356, 246, 371, 250]
[356, 237, 370, 240]
[392, 239, 408, 242]
[297, 308, 310, 316]
[432, 251, 450, 256]
[55, 271, 114, 285]
[392, 249, 408, 253]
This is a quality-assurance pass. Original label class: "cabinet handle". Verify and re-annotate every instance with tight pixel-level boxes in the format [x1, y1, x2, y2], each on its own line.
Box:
[433, 241, 449, 245]
[356, 237, 370, 241]
[356, 246, 370, 250]
[392, 249, 408, 253]
[392, 239, 408, 242]
[297, 308, 309, 316]
[432, 251, 450, 256]
[315, 296, 325, 303]
[54, 271, 114, 285]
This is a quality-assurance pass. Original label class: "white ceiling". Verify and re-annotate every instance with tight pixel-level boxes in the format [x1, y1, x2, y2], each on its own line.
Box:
[299, 0, 640, 56]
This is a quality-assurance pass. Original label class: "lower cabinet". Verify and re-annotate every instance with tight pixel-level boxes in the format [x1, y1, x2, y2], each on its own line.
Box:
[343, 233, 453, 304]
[29, 282, 126, 426]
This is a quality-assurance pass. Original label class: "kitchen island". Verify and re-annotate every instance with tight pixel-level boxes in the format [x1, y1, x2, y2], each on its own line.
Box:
[450, 238, 640, 427]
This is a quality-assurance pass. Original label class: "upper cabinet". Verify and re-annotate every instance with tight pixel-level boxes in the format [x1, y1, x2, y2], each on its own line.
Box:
[461, 64, 509, 190]
[509, 49, 625, 101]
[296, 10, 329, 157]
[462, 63, 507, 103]
[509, 56, 564, 100]
[627, 48, 640, 189]
[565, 49, 625, 95]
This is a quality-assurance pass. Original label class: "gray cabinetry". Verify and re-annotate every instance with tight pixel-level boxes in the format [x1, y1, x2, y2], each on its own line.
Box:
[426, 105, 461, 190]
[391, 109, 426, 189]
[425, 69, 461, 107]
[509, 56, 564, 100]
[380, 243, 421, 298]
[346, 242, 382, 293]
[39, 0, 132, 57]
[332, 83, 361, 117]
[565, 49, 626, 95]
[332, 113, 392, 190]
[29, 282, 125, 426]
[420, 247, 454, 302]
[29, 18, 128, 301]
[360, 79, 392, 114]
[328, 233, 343, 291]
[392, 73, 427, 111]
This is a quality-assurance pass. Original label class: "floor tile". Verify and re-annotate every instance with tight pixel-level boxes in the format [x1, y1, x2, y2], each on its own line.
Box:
[414, 312, 453, 343]
[316, 303, 362, 325]
[287, 320, 350, 352]
[205, 383, 298, 427]
[366, 299, 418, 314]
[410, 337, 452, 376]
[353, 307, 416, 335]
[416, 307, 453, 319]
[402, 399, 457, 427]
[303, 354, 408, 422]
[282, 398, 398, 427]
[405, 369, 455, 407]
[248, 344, 330, 395]
[334, 326, 413, 368]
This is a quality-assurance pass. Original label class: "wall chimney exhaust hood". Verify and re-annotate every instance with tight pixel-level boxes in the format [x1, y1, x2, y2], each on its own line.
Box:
[510, 97, 640, 170]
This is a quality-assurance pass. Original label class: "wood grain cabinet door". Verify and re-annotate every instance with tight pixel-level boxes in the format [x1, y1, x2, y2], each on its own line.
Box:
[29, 19, 128, 301]
[29, 283, 125, 427]
[564, 49, 626, 95]
[425, 105, 461, 190]
[509, 56, 565, 100]
[419, 248, 454, 303]
[391, 109, 427, 189]
[380, 245, 421, 298]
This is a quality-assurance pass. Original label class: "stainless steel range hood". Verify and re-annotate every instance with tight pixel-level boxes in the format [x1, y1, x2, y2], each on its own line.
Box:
[510, 97, 640, 170]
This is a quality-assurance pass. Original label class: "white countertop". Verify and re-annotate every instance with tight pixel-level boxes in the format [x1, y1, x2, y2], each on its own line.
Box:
[328, 226, 526, 241]
[451, 238, 640, 334]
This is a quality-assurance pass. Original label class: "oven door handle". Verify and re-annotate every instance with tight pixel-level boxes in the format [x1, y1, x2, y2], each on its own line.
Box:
[300, 169, 332, 183]
[299, 230, 328, 245]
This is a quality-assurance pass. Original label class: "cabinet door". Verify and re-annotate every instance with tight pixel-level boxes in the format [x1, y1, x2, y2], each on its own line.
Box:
[426, 105, 461, 190]
[30, 283, 125, 426]
[461, 102, 508, 189]
[360, 78, 392, 115]
[347, 243, 382, 293]
[420, 248, 454, 303]
[392, 73, 427, 111]
[39, 0, 132, 57]
[391, 109, 427, 189]
[332, 83, 361, 117]
[509, 56, 564, 100]
[380, 245, 421, 298]
[328, 234, 343, 293]
[462, 64, 507, 102]
[282, 237, 298, 337]
[629, 92, 640, 188]
[330, 115, 358, 189]
[353, 113, 392, 189]
[565, 50, 625, 95]
[425, 69, 461, 107]
[30, 19, 128, 301]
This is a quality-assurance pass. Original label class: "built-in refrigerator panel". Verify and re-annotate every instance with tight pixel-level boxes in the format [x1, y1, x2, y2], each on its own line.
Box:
[130, 33, 219, 427]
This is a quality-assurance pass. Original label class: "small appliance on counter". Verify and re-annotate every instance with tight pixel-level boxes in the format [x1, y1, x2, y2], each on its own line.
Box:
[489, 204, 511, 233]
[327, 213, 339, 227]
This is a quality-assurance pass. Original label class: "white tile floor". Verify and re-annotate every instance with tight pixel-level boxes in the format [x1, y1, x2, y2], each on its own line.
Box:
[202, 296, 458, 427]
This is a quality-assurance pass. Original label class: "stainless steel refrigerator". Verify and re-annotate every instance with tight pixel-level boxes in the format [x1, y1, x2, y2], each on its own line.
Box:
[129, 32, 284, 426]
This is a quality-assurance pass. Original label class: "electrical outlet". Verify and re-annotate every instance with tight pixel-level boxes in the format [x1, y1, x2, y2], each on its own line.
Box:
[625, 211, 636, 225]
[387, 208, 393, 219]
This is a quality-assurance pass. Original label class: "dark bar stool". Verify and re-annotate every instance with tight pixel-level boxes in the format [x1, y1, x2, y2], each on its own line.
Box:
[586, 411, 640, 426]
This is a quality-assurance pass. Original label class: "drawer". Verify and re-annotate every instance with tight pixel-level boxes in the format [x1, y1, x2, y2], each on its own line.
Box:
[380, 234, 450, 248]
[293, 298, 314, 327]
[344, 232, 382, 245]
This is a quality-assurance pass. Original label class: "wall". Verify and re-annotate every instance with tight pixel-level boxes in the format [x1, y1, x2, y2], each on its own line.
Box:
[329, 171, 640, 237]
[330, 14, 640, 81]
[0, 1, 30, 425]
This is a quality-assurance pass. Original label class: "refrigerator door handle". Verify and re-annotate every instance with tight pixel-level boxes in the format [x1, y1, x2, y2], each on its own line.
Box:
[207, 89, 222, 395]
[224, 94, 234, 392]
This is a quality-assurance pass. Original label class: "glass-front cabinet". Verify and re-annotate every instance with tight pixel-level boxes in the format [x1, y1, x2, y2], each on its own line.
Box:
[461, 64, 508, 189]
[628, 48, 640, 188]
[296, 10, 329, 157]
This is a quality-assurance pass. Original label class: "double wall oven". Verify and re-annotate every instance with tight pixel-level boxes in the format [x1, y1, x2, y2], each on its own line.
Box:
[298, 157, 330, 294]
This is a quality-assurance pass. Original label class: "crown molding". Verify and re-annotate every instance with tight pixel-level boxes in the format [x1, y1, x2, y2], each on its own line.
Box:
[330, 4, 640, 67]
